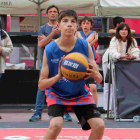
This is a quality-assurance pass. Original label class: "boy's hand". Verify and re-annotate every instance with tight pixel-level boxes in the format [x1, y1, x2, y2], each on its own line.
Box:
[57, 55, 65, 79]
[85, 63, 98, 80]
[95, 32, 98, 40]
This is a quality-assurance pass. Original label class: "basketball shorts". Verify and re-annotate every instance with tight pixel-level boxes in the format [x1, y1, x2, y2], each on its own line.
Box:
[48, 104, 101, 130]
[86, 78, 96, 87]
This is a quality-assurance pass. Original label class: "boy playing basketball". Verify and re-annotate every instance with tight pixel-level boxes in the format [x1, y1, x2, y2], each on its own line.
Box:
[39, 10, 105, 140]
[76, 16, 99, 105]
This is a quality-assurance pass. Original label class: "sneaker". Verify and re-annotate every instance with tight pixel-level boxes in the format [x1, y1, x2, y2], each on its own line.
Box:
[63, 113, 72, 122]
[104, 110, 114, 119]
[29, 113, 41, 122]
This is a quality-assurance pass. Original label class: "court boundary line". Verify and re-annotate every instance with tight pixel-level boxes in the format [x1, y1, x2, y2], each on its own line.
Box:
[0, 128, 140, 129]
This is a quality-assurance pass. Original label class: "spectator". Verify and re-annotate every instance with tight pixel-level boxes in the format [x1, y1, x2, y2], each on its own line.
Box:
[0, 28, 13, 119]
[102, 16, 125, 118]
[103, 23, 139, 118]
[76, 16, 98, 106]
[102, 16, 137, 118]
[109, 16, 135, 34]
[109, 23, 139, 60]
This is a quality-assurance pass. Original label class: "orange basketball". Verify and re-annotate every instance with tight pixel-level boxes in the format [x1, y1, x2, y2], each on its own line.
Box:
[61, 52, 89, 82]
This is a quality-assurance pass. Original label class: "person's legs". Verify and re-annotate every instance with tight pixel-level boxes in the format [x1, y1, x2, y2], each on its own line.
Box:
[72, 104, 102, 130]
[103, 83, 113, 111]
[29, 89, 45, 122]
[29, 91, 45, 122]
[103, 62, 114, 118]
[29, 63, 45, 122]
[88, 118, 105, 140]
[63, 112, 72, 122]
[44, 104, 67, 139]
[73, 104, 105, 140]
[0, 74, 2, 82]
[44, 117, 63, 140]
[35, 89, 45, 113]
[89, 84, 98, 105]
[86, 78, 98, 105]
[0, 74, 2, 119]
[103, 62, 113, 111]
[63, 106, 72, 122]
[73, 104, 104, 139]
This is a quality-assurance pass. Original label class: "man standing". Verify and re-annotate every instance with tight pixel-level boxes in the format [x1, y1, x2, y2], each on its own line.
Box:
[29, 5, 72, 122]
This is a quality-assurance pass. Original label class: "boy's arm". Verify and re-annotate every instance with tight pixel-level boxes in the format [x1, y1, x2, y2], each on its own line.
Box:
[38, 26, 60, 48]
[38, 50, 63, 91]
[88, 32, 98, 46]
[75, 31, 83, 39]
[86, 43, 102, 84]
[86, 32, 98, 46]
[95, 32, 98, 41]
[109, 29, 116, 34]
[130, 29, 135, 34]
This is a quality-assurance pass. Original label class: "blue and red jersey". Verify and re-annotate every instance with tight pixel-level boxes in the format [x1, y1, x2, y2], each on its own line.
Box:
[45, 38, 95, 106]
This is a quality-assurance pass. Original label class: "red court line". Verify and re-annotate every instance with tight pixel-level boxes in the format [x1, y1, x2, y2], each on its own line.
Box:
[0, 128, 140, 140]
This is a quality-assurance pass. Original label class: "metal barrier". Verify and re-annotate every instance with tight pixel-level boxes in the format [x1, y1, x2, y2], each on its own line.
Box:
[111, 59, 140, 122]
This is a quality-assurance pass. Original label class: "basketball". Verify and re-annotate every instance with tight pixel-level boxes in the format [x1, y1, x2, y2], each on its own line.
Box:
[61, 52, 89, 82]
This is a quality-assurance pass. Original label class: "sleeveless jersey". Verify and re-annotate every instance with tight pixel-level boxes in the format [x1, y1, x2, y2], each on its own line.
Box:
[79, 31, 98, 60]
[45, 37, 95, 106]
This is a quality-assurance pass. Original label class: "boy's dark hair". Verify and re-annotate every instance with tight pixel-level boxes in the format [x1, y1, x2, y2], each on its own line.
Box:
[46, 5, 59, 14]
[78, 16, 94, 26]
[113, 16, 125, 27]
[58, 10, 78, 23]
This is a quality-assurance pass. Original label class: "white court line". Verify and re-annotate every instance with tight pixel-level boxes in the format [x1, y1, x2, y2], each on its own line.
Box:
[0, 128, 140, 129]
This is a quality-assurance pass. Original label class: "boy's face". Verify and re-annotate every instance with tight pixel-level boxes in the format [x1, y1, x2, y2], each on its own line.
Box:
[47, 7, 58, 21]
[58, 16, 78, 36]
[80, 20, 92, 32]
